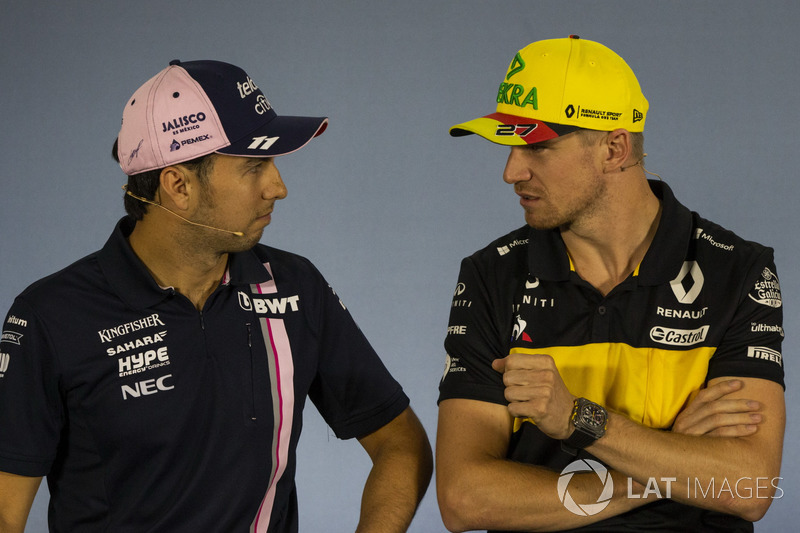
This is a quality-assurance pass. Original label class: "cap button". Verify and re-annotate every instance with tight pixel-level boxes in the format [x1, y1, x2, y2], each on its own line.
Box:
[568, 34, 580, 39]
[169, 59, 181, 66]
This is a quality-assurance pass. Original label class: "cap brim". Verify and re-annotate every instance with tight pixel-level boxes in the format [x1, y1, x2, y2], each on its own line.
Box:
[218, 115, 328, 158]
[449, 112, 579, 145]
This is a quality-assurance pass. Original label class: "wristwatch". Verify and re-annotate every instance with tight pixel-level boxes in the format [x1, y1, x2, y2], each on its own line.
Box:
[561, 397, 608, 455]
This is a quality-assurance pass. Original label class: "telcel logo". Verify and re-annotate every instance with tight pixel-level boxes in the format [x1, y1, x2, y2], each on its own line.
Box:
[650, 325, 709, 346]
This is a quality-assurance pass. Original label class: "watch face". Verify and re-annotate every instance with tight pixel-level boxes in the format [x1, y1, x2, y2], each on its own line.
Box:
[580, 403, 606, 429]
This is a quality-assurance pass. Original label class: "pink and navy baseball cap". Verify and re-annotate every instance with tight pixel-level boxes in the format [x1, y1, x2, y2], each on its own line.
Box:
[116, 59, 328, 175]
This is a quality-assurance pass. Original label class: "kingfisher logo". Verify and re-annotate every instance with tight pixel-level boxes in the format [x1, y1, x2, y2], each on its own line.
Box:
[650, 325, 709, 346]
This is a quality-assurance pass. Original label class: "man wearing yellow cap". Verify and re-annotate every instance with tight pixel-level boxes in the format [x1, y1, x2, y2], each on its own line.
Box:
[436, 36, 784, 532]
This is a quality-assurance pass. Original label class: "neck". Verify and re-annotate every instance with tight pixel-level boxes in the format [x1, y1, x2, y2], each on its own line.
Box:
[561, 177, 661, 296]
[128, 214, 229, 310]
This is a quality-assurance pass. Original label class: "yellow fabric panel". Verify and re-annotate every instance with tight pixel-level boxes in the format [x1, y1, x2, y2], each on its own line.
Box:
[509, 343, 716, 429]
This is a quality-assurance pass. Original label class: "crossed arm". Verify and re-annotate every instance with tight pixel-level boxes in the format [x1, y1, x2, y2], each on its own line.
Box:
[437, 354, 784, 532]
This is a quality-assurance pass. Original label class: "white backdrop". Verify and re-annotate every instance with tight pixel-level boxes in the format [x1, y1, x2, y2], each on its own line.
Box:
[1, 1, 797, 531]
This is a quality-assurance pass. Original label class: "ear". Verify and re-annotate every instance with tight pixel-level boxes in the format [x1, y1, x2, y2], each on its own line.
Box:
[603, 128, 632, 173]
[158, 165, 191, 211]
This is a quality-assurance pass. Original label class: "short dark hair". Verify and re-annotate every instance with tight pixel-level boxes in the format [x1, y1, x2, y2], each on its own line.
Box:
[112, 139, 216, 220]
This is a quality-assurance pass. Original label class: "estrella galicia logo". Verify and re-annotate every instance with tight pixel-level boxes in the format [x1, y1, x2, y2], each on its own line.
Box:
[670, 261, 704, 304]
[558, 459, 613, 516]
[749, 267, 782, 308]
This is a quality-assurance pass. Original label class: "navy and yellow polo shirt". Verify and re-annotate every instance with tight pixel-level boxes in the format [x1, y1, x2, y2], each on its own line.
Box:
[438, 180, 784, 532]
[0, 217, 408, 532]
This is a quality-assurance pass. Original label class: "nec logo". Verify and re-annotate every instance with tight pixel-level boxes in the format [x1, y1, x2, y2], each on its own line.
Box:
[121, 374, 174, 400]
[238, 291, 300, 314]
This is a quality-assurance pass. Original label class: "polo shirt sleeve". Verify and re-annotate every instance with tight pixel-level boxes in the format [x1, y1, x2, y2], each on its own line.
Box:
[305, 265, 409, 440]
[0, 297, 64, 476]
[706, 249, 785, 388]
[438, 256, 510, 406]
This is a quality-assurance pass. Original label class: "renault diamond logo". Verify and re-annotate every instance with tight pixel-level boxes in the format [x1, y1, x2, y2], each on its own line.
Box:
[670, 261, 704, 304]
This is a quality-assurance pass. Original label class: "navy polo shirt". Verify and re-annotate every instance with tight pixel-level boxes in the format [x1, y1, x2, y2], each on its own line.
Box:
[0, 217, 408, 532]
[439, 181, 784, 532]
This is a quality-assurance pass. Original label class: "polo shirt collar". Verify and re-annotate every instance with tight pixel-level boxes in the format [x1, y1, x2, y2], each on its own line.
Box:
[98, 217, 272, 310]
[526, 180, 694, 285]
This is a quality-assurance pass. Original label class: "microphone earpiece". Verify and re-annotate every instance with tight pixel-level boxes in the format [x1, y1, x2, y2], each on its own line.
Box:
[122, 185, 245, 237]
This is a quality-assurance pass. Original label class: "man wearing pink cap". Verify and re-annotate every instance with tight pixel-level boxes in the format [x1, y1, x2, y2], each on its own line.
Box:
[0, 60, 432, 532]
[437, 36, 784, 532]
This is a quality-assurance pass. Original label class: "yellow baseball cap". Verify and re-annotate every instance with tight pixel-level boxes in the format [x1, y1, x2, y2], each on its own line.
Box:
[450, 35, 648, 145]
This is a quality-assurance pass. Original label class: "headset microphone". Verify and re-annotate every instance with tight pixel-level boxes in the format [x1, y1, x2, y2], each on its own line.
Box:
[122, 186, 245, 237]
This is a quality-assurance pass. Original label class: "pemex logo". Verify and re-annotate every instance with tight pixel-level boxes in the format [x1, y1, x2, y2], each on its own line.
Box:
[558, 459, 614, 516]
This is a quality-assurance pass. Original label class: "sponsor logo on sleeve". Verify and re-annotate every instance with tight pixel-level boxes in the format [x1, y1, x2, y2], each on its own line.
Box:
[1, 331, 23, 345]
[0, 352, 9, 376]
[695, 228, 734, 251]
[749, 267, 782, 308]
[441, 353, 467, 382]
[497, 238, 529, 256]
[747, 346, 782, 366]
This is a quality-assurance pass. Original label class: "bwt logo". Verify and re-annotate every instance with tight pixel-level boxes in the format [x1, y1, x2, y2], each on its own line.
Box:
[558, 459, 613, 516]
[121, 374, 174, 400]
[238, 291, 300, 314]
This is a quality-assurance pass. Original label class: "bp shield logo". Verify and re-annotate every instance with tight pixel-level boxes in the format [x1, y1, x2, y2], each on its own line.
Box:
[558, 459, 614, 516]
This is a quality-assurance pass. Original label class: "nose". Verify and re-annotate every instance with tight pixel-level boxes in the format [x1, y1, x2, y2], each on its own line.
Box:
[262, 160, 288, 200]
[502, 147, 532, 184]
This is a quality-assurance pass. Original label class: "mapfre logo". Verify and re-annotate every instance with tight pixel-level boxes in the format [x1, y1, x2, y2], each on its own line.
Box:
[238, 291, 300, 314]
[670, 261, 704, 304]
[650, 325, 709, 346]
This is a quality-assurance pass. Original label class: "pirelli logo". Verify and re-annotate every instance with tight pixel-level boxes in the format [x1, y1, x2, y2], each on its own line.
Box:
[747, 346, 782, 366]
[650, 325, 709, 346]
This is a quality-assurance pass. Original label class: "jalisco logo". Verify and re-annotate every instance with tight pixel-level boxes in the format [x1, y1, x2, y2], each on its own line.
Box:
[558, 459, 614, 516]
[669, 261, 704, 304]
[161, 112, 206, 133]
[749, 267, 782, 308]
